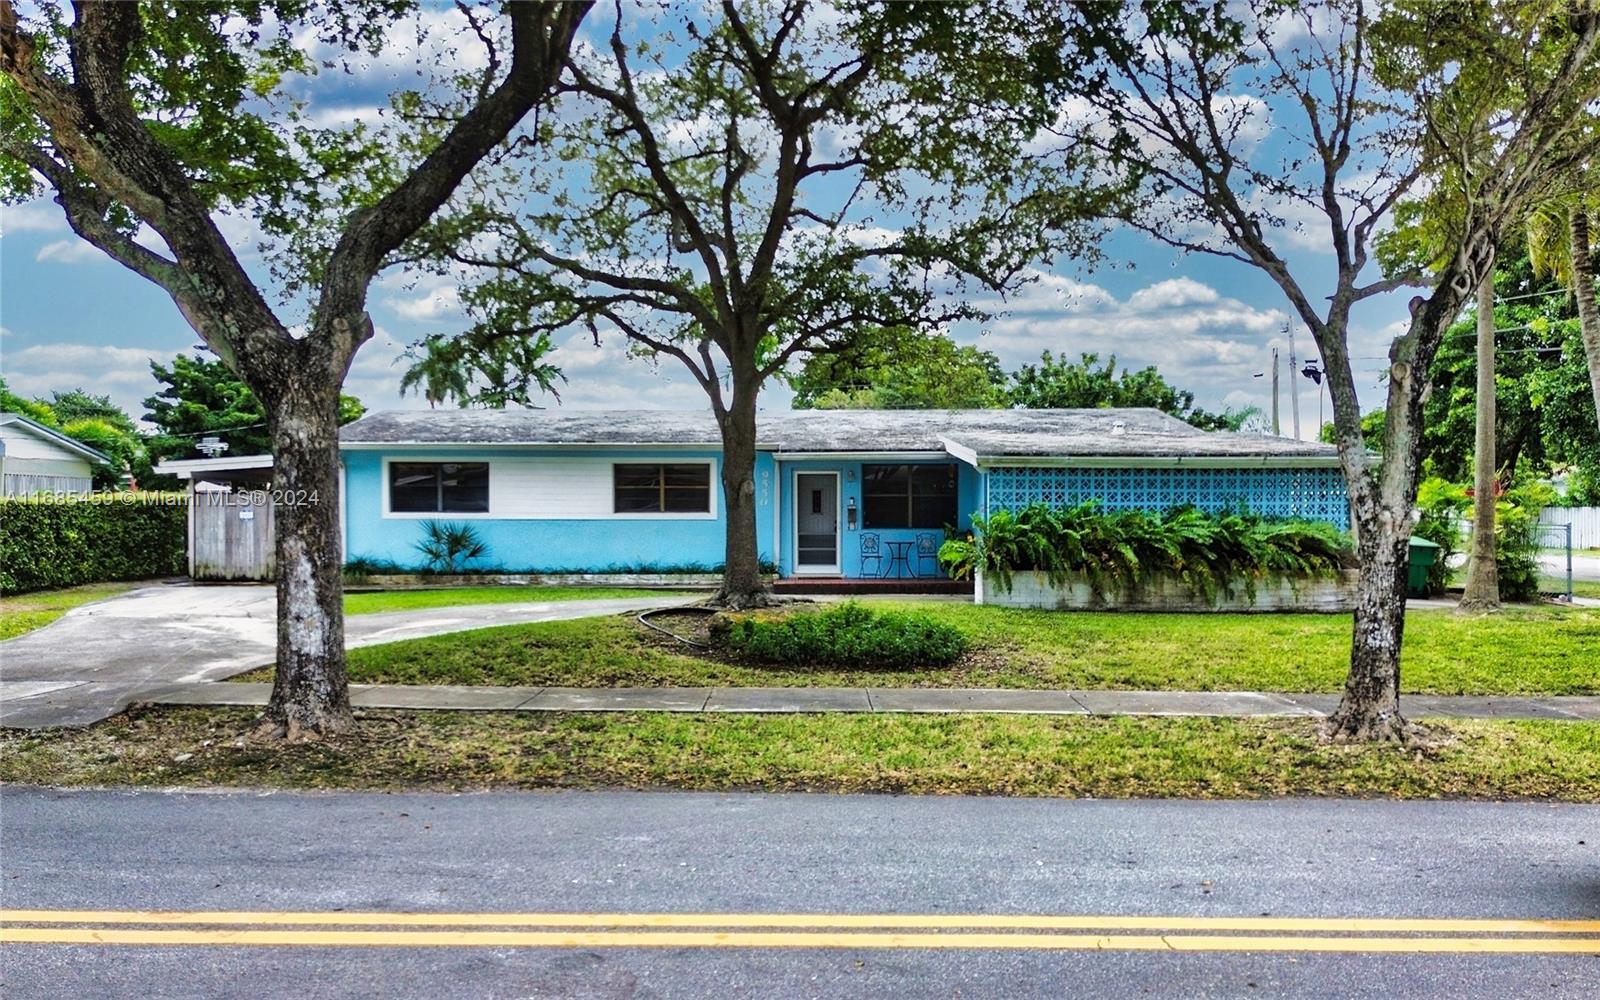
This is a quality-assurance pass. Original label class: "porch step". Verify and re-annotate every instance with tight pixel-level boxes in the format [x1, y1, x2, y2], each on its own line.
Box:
[772, 576, 974, 596]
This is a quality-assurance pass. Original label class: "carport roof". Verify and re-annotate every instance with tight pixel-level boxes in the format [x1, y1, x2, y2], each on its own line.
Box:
[340, 408, 1340, 464]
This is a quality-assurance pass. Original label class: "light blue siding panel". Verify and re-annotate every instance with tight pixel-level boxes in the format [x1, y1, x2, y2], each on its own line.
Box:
[342, 448, 776, 573]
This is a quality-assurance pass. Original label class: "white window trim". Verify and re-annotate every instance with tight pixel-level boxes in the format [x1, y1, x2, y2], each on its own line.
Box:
[381, 456, 496, 520]
[609, 459, 719, 520]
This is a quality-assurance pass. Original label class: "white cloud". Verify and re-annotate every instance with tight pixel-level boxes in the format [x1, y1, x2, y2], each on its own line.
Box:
[387, 285, 462, 321]
[305, 104, 386, 129]
[1, 343, 172, 419]
[0, 200, 63, 236]
[967, 269, 1294, 415]
[338, 325, 714, 413]
[34, 239, 104, 265]
[1125, 277, 1220, 311]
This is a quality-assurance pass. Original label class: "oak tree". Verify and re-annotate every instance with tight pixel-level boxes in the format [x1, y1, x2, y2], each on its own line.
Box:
[1049, 0, 1600, 740]
[0, 0, 590, 736]
[400, 0, 1124, 607]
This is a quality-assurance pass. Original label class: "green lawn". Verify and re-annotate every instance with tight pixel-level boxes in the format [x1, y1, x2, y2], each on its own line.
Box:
[3, 707, 1596, 800]
[0, 582, 137, 641]
[1543, 578, 1600, 600]
[344, 585, 693, 615]
[332, 601, 1600, 696]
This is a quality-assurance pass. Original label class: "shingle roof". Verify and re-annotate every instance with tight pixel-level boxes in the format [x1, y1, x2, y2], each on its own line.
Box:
[341, 408, 1339, 462]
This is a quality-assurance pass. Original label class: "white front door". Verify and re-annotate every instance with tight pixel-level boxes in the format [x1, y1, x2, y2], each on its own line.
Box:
[794, 472, 840, 574]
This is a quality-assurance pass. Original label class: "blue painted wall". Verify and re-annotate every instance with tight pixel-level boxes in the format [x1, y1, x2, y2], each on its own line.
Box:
[774, 458, 980, 578]
[343, 446, 1347, 578]
[342, 448, 776, 573]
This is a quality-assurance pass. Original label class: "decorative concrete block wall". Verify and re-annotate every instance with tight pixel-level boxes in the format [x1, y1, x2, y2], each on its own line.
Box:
[975, 569, 1359, 613]
[984, 466, 1350, 529]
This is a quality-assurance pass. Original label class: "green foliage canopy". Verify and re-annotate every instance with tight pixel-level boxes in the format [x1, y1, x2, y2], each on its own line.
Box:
[787, 327, 1007, 410]
[142, 353, 365, 465]
[1007, 352, 1258, 430]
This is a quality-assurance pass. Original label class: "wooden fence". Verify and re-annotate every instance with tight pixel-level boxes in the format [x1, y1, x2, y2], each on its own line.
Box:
[190, 488, 275, 581]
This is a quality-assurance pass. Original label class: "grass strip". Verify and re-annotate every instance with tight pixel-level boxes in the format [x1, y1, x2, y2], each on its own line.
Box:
[3, 708, 1597, 800]
[0, 582, 137, 641]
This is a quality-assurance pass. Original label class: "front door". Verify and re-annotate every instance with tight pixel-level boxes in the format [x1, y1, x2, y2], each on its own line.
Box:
[794, 472, 839, 574]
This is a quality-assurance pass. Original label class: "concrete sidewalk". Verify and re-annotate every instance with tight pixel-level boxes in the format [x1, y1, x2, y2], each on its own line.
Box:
[151, 682, 1600, 721]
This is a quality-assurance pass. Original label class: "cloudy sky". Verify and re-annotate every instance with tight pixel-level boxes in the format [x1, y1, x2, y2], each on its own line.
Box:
[0, 4, 1413, 442]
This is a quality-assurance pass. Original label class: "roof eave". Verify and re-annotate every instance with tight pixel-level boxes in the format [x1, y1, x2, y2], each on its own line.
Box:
[974, 454, 1343, 469]
[338, 440, 724, 451]
[0, 412, 114, 465]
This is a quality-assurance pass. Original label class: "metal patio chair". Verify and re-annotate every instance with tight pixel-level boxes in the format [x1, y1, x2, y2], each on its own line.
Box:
[915, 532, 940, 577]
[859, 532, 884, 578]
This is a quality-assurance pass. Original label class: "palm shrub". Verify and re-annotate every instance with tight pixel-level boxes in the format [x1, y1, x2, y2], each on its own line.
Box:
[1496, 482, 1556, 601]
[1414, 478, 1468, 595]
[941, 501, 1353, 601]
[710, 601, 968, 669]
[414, 521, 488, 574]
[1415, 478, 1553, 600]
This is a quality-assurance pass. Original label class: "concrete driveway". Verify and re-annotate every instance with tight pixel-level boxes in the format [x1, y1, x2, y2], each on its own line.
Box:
[0, 582, 691, 729]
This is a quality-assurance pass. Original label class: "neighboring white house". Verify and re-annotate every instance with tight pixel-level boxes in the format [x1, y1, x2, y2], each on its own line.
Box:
[0, 412, 112, 496]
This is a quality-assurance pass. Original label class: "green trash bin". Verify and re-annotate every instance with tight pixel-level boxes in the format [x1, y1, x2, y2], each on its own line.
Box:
[1406, 536, 1442, 597]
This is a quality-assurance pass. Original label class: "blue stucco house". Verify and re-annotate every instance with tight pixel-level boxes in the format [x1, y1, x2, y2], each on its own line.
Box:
[338, 408, 1348, 581]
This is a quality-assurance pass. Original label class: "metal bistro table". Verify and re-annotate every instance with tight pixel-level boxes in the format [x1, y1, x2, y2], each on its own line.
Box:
[882, 539, 917, 578]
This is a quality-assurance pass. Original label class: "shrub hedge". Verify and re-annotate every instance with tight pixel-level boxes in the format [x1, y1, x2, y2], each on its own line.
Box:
[0, 494, 187, 594]
[710, 601, 969, 669]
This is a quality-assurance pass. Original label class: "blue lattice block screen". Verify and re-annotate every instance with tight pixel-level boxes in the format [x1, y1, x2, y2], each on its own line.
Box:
[984, 466, 1349, 528]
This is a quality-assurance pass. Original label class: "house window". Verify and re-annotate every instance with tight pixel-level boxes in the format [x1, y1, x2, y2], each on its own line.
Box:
[614, 463, 712, 514]
[862, 463, 958, 529]
[390, 462, 489, 513]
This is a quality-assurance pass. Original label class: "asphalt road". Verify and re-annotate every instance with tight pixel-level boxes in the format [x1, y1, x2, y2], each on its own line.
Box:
[2, 788, 1598, 998]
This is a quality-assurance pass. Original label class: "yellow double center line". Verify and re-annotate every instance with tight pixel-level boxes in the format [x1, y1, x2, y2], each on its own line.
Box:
[4, 910, 1600, 953]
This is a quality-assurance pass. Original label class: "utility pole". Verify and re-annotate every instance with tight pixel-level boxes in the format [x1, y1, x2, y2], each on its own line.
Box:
[1287, 325, 1302, 440]
[1270, 347, 1281, 436]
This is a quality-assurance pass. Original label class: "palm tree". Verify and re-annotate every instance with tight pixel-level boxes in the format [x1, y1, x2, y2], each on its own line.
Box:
[1458, 273, 1501, 612]
[1527, 195, 1600, 433]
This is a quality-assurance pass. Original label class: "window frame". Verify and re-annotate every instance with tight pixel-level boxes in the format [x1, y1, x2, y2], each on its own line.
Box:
[860, 462, 959, 530]
[383, 459, 492, 518]
[612, 461, 716, 517]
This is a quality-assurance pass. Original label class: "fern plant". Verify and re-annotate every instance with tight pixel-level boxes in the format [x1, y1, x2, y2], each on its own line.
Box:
[940, 502, 1354, 603]
[414, 520, 488, 574]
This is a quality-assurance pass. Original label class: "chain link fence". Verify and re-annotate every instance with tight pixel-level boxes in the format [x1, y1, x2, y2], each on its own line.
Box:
[1449, 516, 1575, 603]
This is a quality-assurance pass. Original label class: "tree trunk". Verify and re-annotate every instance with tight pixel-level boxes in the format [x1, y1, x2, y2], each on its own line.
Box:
[1570, 209, 1600, 435]
[1320, 311, 1441, 745]
[259, 376, 355, 739]
[1325, 519, 1423, 742]
[712, 371, 773, 609]
[1459, 273, 1501, 612]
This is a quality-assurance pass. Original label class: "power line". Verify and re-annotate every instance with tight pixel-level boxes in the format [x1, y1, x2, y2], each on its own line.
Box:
[153, 421, 269, 437]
